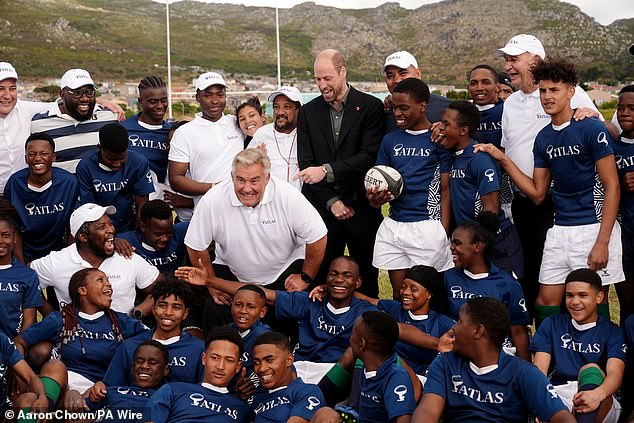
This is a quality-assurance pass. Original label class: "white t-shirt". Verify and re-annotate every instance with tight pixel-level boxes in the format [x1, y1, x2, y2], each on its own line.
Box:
[185, 176, 327, 285]
[168, 113, 244, 205]
[0, 100, 49, 192]
[501, 86, 601, 177]
[248, 123, 302, 191]
[30, 245, 159, 313]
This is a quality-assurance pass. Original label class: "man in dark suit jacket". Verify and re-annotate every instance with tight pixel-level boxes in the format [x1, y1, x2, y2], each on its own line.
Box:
[296, 49, 385, 297]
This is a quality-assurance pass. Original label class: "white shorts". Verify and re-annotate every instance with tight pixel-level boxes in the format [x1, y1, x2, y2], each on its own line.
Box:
[554, 381, 621, 423]
[67, 370, 94, 394]
[373, 218, 453, 271]
[294, 361, 336, 385]
[539, 223, 624, 285]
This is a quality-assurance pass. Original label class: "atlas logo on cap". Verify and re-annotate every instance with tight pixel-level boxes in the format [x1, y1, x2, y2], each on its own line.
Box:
[494, 34, 546, 60]
[60, 69, 95, 90]
[267, 86, 303, 105]
[383, 51, 418, 72]
[196, 72, 226, 91]
[0, 62, 18, 82]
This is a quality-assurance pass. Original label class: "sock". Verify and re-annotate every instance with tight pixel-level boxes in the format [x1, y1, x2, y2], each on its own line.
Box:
[535, 305, 560, 328]
[40, 376, 61, 406]
[318, 363, 352, 407]
[347, 359, 365, 410]
[575, 366, 605, 422]
[597, 303, 610, 320]
[17, 407, 35, 423]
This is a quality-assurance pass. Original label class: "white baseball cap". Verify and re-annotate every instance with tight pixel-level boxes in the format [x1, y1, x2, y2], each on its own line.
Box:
[383, 51, 419, 72]
[494, 34, 546, 59]
[60, 69, 95, 89]
[196, 72, 226, 91]
[0, 62, 18, 82]
[267, 86, 303, 105]
[70, 203, 116, 237]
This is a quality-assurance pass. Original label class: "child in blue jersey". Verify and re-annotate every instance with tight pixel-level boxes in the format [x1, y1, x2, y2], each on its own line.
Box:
[229, 285, 271, 379]
[14, 268, 148, 395]
[144, 327, 249, 423]
[530, 269, 626, 423]
[85, 340, 169, 422]
[444, 211, 530, 360]
[3, 133, 79, 262]
[249, 331, 324, 422]
[121, 76, 171, 185]
[177, 256, 376, 367]
[612, 84, 634, 322]
[102, 277, 204, 388]
[0, 213, 41, 336]
[350, 311, 417, 423]
[118, 200, 188, 273]
[367, 78, 453, 299]
[76, 122, 154, 232]
[439, 100, 524, 280]
[413, 297, 573, 423]
[475, 58, 623, 326]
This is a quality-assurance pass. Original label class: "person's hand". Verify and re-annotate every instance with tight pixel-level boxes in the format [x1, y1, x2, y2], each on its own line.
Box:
[338, 346, 356, 369]
[87, 381, 107, 403]
[622, 172, 634, 192]
[64, 389, 89, 412]
[256, 143, 268, 154]
[473, 142, 505, 161]
[366, 185, 393, 208]
[383, 94, 394, 111]
[32, 394, 49, 419]
[294, 166, 326, 184]
[573, 388, 604, 414]
[163, 190, 194, 209]
[114, 237, 135, 259]
[309, 285, 327, 302]
[284, 274, 310, 292]
[175, 259, 209, 286]
[573, 107, 600, 121]
[98, 99, 126, 121]
[330, 200, 355, 220]
[235, 368, 257, 401]
[587, 241, 609, 271]
[210, 288, 232, 306]
[430, 122, 443, 143]
[437, 328, 455, 353]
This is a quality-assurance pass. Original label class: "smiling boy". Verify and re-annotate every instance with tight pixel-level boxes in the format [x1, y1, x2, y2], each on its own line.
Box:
[530, 269, 626, 422]
[250, 332, 324, 422]
[367, 78, 453, 300]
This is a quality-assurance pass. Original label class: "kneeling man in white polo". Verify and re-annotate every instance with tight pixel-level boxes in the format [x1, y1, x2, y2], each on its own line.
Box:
[185, 148, 327, 331]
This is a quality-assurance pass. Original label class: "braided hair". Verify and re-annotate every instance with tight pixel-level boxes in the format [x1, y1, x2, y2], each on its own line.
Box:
[138, 76, 166, 93]
[60, 268, 124, 355]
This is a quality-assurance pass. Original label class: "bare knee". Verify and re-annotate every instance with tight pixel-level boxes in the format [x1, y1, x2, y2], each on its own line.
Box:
[310, 407, 340, 423]
[40, 359, 68, 391]
[26, 341, 53, 373]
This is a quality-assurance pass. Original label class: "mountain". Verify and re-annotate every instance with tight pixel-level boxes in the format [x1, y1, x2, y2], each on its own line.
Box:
[2, 0, 633, 84]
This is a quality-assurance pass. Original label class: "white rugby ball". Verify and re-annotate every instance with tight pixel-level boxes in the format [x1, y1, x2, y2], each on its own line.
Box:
[364, 165, 404, 198]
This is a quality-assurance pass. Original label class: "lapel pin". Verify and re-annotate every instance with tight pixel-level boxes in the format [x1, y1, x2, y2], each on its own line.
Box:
[355, 106, 360, 111]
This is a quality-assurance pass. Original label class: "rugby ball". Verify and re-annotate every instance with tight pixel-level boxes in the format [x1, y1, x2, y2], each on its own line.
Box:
[364, 165, 404, 198]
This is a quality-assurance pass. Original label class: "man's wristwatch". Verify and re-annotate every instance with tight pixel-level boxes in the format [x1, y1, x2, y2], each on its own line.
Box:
[322, 165, 328, 175]
[300, 272, 313, 284]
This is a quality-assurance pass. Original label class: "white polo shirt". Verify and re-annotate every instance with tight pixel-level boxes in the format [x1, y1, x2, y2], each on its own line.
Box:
[501, 86, 601, 177]
[248, 123, 302, 191]
[185, 176, 327, 285]
[0, 100, 49, 192]
[168, 113, 244, 205]
[30, 245, 159, 313]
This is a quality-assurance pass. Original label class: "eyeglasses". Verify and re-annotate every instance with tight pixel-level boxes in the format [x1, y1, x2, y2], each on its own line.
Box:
[66, 87, 96, 99]
[273, 104, 296, 111]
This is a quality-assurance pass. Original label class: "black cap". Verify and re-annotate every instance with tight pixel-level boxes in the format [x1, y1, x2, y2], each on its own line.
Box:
[498, 72, 515, 91]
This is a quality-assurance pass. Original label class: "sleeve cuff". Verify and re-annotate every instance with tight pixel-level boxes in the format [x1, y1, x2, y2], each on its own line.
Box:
[326, 196, 340, 210]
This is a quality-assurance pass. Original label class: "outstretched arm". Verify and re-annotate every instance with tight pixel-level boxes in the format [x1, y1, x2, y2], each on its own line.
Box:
[176, 254, 277, 305]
